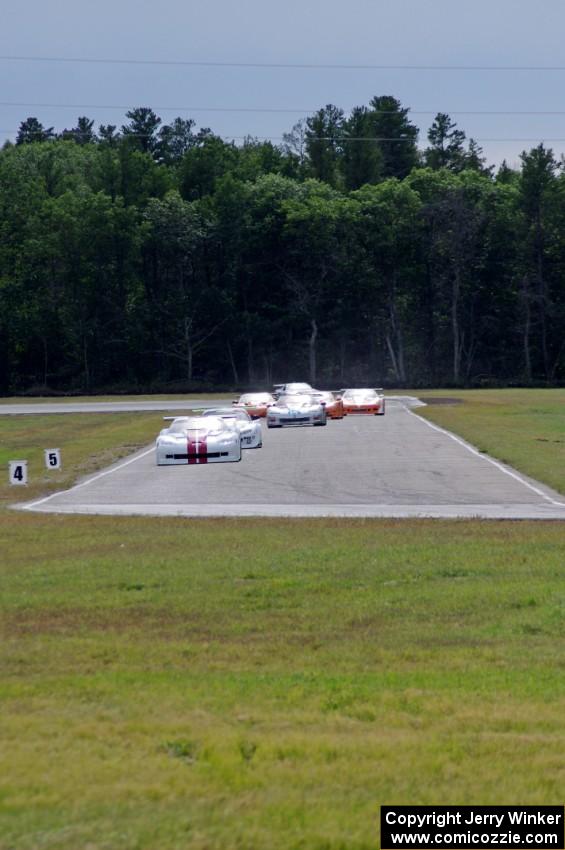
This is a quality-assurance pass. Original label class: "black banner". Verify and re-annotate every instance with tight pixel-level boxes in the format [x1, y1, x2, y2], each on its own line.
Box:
[381, 806, 564, 849]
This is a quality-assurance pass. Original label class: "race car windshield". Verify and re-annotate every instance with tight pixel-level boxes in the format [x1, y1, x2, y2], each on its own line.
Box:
[343, 390, 379, 401]
[168, 417, 225, 433]
[205, 409, 250, 421]
[279, 394, 314, 405]
[285, 383, 312, 393]
[240, 394, 272, 403]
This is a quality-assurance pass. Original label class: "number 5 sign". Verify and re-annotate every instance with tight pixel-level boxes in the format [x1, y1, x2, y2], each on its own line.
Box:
[9, 460, 28, 485]
[44, 449, 62, 470]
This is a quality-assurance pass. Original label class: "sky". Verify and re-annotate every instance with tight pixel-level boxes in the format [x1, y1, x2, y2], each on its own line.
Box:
[3, 0, 565, 169]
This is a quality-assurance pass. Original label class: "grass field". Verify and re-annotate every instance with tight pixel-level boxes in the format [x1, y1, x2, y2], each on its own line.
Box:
[0, 412, 163, 508]
[2, 515, 564, 849]
[0, 390, 564, 849]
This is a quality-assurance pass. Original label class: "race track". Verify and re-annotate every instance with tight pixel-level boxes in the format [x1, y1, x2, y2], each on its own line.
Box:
[18, 399, 565, 519]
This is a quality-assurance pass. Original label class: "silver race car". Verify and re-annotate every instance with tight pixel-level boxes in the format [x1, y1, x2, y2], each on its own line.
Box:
[273, 382, 313, 399]
[266, 393, 327, 428]
[156, 416, 241, 465]
[200, 407, 263, 449]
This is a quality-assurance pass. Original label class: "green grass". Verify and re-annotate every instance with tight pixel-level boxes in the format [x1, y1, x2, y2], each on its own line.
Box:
[0, 412, 162, 507]
[1, 390, 564, 848]
[1, 515, 564, 849]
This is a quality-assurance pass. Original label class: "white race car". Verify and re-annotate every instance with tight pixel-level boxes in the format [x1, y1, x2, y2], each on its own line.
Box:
[156, 416, 241, 465]
[267, 393, 327, 428]
[273, 382, 313, 399]
[201, 407, 262, 449]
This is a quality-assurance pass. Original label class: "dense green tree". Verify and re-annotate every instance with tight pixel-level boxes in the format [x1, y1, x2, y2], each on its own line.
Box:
[496, 160, 518, 185]
[157, 117, 196, 164]
[179, 135, 237, 200]
[463, 138, 491, 175]
[518, 144, 561, 380]
[368, 96, 419, 179]
[305, 105, 344, 187]
[350, 180, 423, 382]
[280, 181, 348, 382]
[142, 191, 225, 381]
[341, 107, 382, 190]
[99, 124, 120, 146]
[424, 113, 467, 171]
[234, 138, 286, 182]
[410, 170, 493, 383]
[216, 173, 303, 383]
[121, 107, 162, 154]
[2, 102, 565, 392]
[115, 143, 172, 207]
[60, 117, 97, 145]
[281, 119, 309, 178]
[16, 117, 55, 145]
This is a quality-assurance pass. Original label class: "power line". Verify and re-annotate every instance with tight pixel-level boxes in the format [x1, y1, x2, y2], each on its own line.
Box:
[1, 101, 310, 114]
[2, 54, 565, 71]
[4, 101, 565, 116]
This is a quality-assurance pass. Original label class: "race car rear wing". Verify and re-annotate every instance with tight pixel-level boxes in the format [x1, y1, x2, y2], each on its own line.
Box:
[185, 407, 247, 414]
[331, 387, 384, 393]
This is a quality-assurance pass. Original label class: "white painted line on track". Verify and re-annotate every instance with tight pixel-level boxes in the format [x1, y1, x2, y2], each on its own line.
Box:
[21, 446, 155, 510]
[17, 502, 565, 519]
[406, 406, 565, 507]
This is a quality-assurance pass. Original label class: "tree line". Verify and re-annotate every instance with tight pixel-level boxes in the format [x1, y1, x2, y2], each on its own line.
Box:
[1, 99, 564, 393]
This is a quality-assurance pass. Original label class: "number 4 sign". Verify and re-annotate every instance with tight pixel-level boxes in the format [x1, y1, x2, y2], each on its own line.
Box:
[9, 460, 28, 485]
[44, 449, 62, 470]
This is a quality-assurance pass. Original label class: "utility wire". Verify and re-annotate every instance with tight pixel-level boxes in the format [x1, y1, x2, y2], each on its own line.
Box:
[4, 101, 565, 116]
[2, 54, 565, 71]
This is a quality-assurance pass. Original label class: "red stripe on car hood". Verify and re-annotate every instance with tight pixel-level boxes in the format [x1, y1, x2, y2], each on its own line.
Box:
[187, 431, 208, 464]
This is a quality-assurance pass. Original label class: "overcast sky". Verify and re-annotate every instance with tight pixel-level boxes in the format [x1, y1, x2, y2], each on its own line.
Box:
[3, 0, 565, 168]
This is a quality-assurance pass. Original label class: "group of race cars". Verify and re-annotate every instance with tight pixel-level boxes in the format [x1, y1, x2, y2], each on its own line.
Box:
[155, 383, 385, 465]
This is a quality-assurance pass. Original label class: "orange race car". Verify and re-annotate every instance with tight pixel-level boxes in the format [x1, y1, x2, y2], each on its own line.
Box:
[311, 390, 346, 419]
[340, 388, 385, 415]
[232, 392, 275, 418]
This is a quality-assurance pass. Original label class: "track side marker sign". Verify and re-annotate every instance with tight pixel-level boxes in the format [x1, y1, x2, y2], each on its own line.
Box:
[44, 449, 62, 470]
[9, 460, 28, 485]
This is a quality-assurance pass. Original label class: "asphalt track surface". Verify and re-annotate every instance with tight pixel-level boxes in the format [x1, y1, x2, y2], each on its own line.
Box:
[15, 398, 565, 519]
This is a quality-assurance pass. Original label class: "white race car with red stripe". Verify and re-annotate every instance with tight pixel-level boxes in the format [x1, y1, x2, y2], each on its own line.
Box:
[156, 416, 241, 465]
